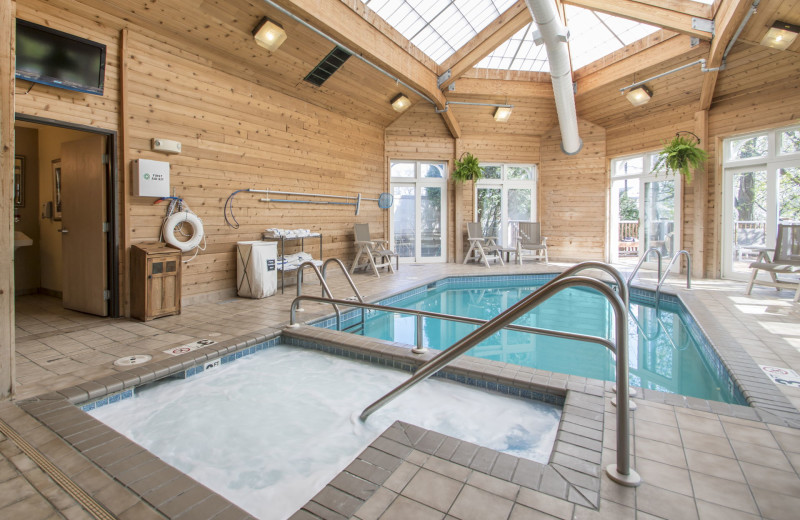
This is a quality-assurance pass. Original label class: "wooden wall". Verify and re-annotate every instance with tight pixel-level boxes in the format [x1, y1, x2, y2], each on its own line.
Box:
[540, 120, 607, 262]
[1, 0, 14, 398]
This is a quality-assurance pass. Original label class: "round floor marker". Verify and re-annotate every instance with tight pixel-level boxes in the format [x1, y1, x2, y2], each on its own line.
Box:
[113, 354, 152, 367]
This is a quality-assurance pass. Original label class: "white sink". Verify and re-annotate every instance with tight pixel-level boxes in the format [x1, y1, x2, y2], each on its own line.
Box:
[14, 231, 33, 251]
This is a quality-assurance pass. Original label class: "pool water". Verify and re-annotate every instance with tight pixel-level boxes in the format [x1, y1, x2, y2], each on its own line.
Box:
[89, 346, 561, 520]
[336, 279, 746, 405]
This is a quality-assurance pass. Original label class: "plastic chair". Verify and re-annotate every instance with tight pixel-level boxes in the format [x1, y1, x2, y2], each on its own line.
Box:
[463, 222, 504, 268]
[746, 222, 800, 302]
[515, 222, 548, 264]
[350, 223, 397, 278]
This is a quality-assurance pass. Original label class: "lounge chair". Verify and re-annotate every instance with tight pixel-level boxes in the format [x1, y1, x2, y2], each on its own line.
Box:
[464, 222, 505, 267]
[515, 222, 548, 264]
[745, 222, 800, 302]
[350, 223, 398, 278]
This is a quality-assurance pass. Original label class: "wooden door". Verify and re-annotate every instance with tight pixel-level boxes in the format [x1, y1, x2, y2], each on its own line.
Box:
[61, 135, 108, 316]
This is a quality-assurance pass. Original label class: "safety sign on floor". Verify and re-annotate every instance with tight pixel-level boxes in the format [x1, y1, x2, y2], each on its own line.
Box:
[164, 339, 217, 356]
[760, 365, 800, 388]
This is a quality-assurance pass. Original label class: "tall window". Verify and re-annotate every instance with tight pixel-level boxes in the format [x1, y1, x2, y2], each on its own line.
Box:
[390, 160, 448, 263]
[721, 125, 800, 278]
[609, 152, 681, 265]
[475, 164, 537, 246]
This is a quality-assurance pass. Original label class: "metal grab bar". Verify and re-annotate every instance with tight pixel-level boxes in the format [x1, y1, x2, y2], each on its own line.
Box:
[289, 294, 616, 352]
[626, 247, 663, 299]
[628, 306, 681, 351]
[655, 250, 692, 306]
[321, 258, 364, 303]
[292, 261, 341, 329]
[357, 275, 641, 486]
[554, 261, 628, 305]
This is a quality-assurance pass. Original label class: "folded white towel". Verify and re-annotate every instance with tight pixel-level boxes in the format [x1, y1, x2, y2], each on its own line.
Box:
[264, 228, 314, 238]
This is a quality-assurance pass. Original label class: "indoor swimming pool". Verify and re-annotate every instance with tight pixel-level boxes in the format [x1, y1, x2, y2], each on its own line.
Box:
[319, 275, 747, 405]
[89, 345, 561, 520]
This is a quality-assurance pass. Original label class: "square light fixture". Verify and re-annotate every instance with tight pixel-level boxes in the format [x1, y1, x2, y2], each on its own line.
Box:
[494, 106, 512, 122]
[760, 21, 800, 50]
[391, 94, 411, 112]
[625, 86, 652, 107]
[253, 17, 287, 52]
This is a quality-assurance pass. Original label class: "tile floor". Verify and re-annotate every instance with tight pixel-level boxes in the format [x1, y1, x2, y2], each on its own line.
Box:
[1, 261, 799, 519]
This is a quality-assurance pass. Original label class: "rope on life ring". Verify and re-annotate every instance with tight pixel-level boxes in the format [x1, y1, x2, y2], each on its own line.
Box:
[163, 210, 204, 252]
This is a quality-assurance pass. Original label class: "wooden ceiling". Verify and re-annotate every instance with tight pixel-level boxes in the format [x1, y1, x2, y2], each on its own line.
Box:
[51, 0, 800, 134]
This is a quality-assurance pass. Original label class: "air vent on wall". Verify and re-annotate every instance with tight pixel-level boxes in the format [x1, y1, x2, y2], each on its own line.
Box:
[304, 46, 351, 87]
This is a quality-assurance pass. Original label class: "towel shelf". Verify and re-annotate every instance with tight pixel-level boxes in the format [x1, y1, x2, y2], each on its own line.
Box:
[263, 233, 323, 293]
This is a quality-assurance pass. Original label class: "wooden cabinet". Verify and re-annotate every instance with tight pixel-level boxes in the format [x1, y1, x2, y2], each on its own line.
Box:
[130, 242, 182, 321]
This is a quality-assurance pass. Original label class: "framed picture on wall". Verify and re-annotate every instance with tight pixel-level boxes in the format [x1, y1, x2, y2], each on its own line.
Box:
[14, 156, 25, 207]
[52, 159, 63, 221]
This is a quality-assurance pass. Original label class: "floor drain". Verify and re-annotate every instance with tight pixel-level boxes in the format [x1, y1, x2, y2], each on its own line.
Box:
[113, 354, 152, 367]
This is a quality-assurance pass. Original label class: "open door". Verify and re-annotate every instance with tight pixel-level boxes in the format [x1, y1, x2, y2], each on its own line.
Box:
[61, 135, 108, 316]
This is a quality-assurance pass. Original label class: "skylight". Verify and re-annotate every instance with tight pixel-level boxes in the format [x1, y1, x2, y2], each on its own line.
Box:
[361, 0, 517, 64]
[475, 23, 550, 72]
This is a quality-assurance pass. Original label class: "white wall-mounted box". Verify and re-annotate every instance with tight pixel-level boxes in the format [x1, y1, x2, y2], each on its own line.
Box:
[132, 159, 170, 197]
[152, 138, 182, 154]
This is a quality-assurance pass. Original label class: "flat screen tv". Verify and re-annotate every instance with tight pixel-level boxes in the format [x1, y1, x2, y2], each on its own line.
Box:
[15, 19, 106, 96]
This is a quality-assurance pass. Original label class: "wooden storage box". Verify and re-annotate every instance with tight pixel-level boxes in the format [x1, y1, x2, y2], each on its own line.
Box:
[130, 242, 182, 321]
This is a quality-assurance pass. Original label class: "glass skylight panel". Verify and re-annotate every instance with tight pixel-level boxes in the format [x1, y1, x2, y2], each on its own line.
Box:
[361, 0, 516, 64]
[476, 24, 549, 72]
[566, 6, 658, 70]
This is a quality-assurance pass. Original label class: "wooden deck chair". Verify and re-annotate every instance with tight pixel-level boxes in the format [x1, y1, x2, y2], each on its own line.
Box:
[350, 223, 397, 278]
[745, 222, 800, 302]
[515, 222, 548, 264]
[463, 222, 504, 268]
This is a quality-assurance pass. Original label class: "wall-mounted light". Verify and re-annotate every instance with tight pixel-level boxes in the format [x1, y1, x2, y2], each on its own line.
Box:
[253, 17, 287, 52]
[760, 21, 800, 50]
[494, 106, 513, 122]
[391, 94, 411, 112]
[625, 86, 652, 106]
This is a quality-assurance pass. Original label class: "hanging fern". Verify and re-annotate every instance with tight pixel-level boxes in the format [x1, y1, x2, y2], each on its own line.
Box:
[452, 152, 484, 183]
[652, 134, 708, 183]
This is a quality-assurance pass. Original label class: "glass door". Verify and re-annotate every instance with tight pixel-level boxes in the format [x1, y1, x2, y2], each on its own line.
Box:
[390, 160, 447, 263]
[475, 164, 537, 247]
[643, 179, 676, 258]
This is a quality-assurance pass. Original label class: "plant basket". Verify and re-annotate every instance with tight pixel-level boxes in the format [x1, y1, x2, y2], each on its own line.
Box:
[652, 132, 707, 183]
[452, 152, 484, 183]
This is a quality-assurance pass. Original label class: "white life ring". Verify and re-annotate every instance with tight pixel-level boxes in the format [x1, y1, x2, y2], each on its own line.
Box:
[163, 210, 204, 252]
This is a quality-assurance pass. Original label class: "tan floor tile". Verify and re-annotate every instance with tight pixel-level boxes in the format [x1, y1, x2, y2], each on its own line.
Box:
[448, 485, 514, 520]
[635, 458, 693, 496]
[380, 495, 444, 520]
[354, 487, 396, 520]
[751, 485, 800, 520]
[739, 462, 800, 497]
[635, 483, 699, 520]
[633, 405, 677, 428]
[634, 437, 687, 468]
[680, 430, 734, 459]
[515, 488, 574, 519]
[508, 503, 561, 520]
[465, 471, 519, 500]
[730, 439, 795, 473]
[723, 424, 780, 450]
[684, 449, 745, 483]
[695, 500, 761, 520]
[675, 413, 725, 437]
[634, 420, 682, 447]
[402, 469, 463, 513]
[382, 461, 421, 494]
[690, 472, 759, 515]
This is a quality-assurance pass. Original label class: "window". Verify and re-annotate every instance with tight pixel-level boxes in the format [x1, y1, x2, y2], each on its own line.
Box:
[475, 164, 537, 246]
[610, 152, 681, 265]
[721, 124, 800, 279]
[390, 160, 448, 263]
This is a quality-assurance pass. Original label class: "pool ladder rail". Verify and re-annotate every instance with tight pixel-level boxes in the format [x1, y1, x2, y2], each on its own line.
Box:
[288, 261, 642, 487]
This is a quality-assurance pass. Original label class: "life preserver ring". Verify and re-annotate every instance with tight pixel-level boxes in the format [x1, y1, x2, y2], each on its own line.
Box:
[163, 210, 204, 252]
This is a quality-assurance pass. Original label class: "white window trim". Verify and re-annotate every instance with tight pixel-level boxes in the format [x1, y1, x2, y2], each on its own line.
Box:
[474, 164, 538, 247]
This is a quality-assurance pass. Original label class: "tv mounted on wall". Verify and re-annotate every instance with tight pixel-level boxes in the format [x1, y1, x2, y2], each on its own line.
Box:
[15, 19, 106, 96]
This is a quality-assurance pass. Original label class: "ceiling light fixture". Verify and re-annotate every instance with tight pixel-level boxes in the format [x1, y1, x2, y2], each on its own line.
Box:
[494, 106, 513, 122]
[253, 17, 287, 52]
[625, 86, 652, 107]
[391, 94, 411, 112]
[760, 21, 800, 50]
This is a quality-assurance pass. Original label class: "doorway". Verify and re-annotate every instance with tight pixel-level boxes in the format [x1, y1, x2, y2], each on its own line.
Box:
[13, 115, 119, 319]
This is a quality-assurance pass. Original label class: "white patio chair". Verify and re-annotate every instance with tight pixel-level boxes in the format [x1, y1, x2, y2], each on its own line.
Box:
[745, 222, 800, 302]
[350, 223, 397, 278]
[463, 222, 504, 268]
[515, 222, 548, 264]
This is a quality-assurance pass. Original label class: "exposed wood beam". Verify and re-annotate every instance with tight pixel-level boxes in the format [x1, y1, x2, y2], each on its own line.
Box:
[438, 1, 531, 90]
[628, 0, 713, 19]
[440, 109, 463, 138]
[576, 34, 705, 94]
[699, 0, 753, 110]
[562, 0, 713, 39]
[0, 0, 14, 398]
[449, 78, 553, 98]
[692, 109, 708, 278]
[276, 0, 459, 136]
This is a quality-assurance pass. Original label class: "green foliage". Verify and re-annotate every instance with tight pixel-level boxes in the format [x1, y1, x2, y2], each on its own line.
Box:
[652, 134, 708, 183]
[452, 152, 484, 183]
[619, 191, 639, 221]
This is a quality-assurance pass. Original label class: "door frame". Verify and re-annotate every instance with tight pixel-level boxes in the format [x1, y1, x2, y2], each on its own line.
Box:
[15, 113, 120, 317]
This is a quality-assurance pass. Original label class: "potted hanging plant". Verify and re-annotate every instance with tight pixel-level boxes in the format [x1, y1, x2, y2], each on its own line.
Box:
[452, 152, 484, 183]
[652, 132, 708, 183]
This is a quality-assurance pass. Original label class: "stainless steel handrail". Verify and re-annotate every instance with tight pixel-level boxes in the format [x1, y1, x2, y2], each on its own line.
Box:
[626, 247, 663, 301]
[289, 294, 616, 352]
[356, 275, 641, 486]
[321, 258, 364, 303]
[656, 250, 692, 298]
[292, 261, 341, 329]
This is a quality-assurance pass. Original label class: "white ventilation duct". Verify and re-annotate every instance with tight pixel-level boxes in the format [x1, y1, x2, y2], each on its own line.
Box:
[525, 0, 582, 155]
